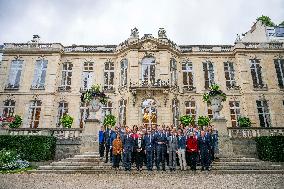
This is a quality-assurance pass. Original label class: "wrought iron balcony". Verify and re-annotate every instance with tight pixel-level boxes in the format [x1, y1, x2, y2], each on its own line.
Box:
[4, 84, 19, 90]
[129, 79, 170, 90]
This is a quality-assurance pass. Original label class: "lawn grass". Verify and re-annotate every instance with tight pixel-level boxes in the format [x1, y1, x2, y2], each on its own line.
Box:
[0, 166, 36, 174]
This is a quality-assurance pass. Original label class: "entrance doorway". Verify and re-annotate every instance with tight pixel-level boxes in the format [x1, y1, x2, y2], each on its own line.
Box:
[142, 99, 157, 129]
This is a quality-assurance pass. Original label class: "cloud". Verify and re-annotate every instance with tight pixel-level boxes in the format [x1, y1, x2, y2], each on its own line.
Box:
[0, 0, 283, 45]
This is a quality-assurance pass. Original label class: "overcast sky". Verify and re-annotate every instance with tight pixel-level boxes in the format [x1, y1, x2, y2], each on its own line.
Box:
[0, 0, 283, 46]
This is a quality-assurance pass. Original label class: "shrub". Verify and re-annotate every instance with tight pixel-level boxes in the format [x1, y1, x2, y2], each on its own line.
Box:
[0, 135, 56, 162]
[203, 84, 226, 104]
[255, 136, 284, 162]
[237, 116, 251, 128]
[197, 116, 211, 129]
[9, 115, 22, 128]
[257, 15, 275, 27]
[60, 114, 73, 128]
[103, 114, 116, 127]
[179, 115, 194, 126]
[0, 149, 30, 170]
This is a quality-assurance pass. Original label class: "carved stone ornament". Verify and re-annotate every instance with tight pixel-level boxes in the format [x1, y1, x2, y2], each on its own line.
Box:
[130, 27, 139, 38]
[141, 42, 157, 51]
[158, 28, 167, 39]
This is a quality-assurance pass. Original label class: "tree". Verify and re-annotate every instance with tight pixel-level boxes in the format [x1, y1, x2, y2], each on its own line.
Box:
[279, 21, 284, 26]
[256, 15, 275, 27]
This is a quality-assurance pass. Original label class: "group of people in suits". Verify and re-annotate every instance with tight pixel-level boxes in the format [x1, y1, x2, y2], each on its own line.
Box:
[98, 124, 219, 171]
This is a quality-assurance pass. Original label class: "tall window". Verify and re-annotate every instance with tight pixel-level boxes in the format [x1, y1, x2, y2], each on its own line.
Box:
[60, 62, 73, 90]
[256, 100, 271, 127]
[274, 59, 284, 89]
[141, 57, 155, 86]
[82, 62, 94, 91]
[6, 60, 24, 89]
[102, 101, 113, 118]
[229, 101, 241, 127]
[104, 62, 114, 90]
[120, 59, 128, 87]
[224, 62, 236, 88]
[185, 101, 196, 120]
[250, 59, 264, 88]
[182, 61, 194, 90]
[79, 102, 89, 128]
[203, 61, 214, 89]
[32, 59, 48, 89]
[27, 100, 42, 128]
[172, 99, 179, 127]
[2, 100, 15, 117]
[119, 99, 127, 126]
[57, 101, 68, 127]
[207, 106, 213, 119]
[170, 58, 177, 86]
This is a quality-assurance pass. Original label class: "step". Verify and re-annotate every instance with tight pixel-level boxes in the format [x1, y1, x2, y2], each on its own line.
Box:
[211, 165, 283, 170]
[64, 158, 101, 162]
[38, 165, 110, 170]
[215, 158, 259, 162]
[50, 161, 100, 166]
[74, 154, 100, 158]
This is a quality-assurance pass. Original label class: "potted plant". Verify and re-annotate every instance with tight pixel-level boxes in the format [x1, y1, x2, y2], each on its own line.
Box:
[197, 116, 211, 130]
[237, 116, 251, 128]
[81, 84, 108, 119]
[179, 115, 194, 127]
[103, 114, 116, 128]
[60, 114, 74, 128]
[0, 115, 22, 129]
[203, 84, 226, 119]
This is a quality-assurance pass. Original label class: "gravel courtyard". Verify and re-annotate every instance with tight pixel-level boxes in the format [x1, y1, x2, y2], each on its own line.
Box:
[0, 173, 283, 189]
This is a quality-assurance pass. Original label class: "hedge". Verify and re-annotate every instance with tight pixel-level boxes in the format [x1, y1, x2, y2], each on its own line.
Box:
[0, 135, 56, 162]
[255, 136, 284, 162]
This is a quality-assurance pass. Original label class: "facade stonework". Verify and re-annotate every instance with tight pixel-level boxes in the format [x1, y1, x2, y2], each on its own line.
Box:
[0, 23, 284, 129]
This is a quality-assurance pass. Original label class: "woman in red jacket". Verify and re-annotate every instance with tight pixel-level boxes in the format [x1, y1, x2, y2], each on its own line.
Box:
[186, 132, 198, 171]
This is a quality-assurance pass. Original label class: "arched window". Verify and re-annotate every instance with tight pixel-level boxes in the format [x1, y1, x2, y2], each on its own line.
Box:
[57, 101, 68, 127]
[141, 57, 155, 86]
[203, 61, 214, 89]
[28, 100, 42, 128]
[142, 99, 157, 129]
[60, 62, 73, 91]
[2, 99, 15, 117]
[120, 59, 128, 87]
[170, 58, 177, 86]
[182, 60, 194, 90]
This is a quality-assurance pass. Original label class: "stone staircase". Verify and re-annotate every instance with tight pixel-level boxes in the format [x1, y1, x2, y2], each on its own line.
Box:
[29, 152, 284, 174]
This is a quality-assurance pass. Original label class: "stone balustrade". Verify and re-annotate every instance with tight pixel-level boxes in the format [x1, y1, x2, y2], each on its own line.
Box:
[227, 127, 284, 138]
[3, 43, 62, 50]
[130, 79, 170, 89]
[1, 128, 83, 140]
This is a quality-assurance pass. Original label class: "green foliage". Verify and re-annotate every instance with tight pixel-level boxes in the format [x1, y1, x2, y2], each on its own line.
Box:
[279, 21, 284, 26]
[0, 149, 19, 165]
[81, 84, 108, 105]
[9, 115, 22, 128]
[179, 115, 194, 126]
[257, 15, 275, 27]
[0, 135, 56, 162]
[103, 114, 116, 127]
[60, 114, 74, 128]
[255, 136, 284, 162]
[197, 116, 211, 127]
[237, 116, 251, 127]
[203, 84, 227, 104]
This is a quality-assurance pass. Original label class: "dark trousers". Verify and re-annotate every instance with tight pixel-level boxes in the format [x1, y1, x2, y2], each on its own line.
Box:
[189, 151, 198, 170]
[210, 147, 215, 162]
[200, 150, 210, 169]
[99, 142, 105, 158]
[105, 145, 113, 162]
[123, 150, 132, 170]
[146, 149, 154, 170]
[113, 154, 121, 168]
[156, 145, 166, 170]
[135, 151, 144, 169]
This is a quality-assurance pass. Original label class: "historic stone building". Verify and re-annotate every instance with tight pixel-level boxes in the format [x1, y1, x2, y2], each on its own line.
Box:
[0, 21, 283, 129]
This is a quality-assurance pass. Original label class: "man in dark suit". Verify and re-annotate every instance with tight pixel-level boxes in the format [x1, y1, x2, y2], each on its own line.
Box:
[167, 129, 178, 171]
[134, 131, 145, 171]
[122, 128, 134, 171]
[198, 130, 211, 171]
[144, 129, 154, 171]
[104, 126, 114, 163]
[154, 126, 167, 171]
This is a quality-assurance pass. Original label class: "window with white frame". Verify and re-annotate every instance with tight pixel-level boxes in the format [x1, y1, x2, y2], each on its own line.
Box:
[82, 62, 94, 91]
[60, 62, 73, 90]
[274, 59, 284, 89]
[119, 99, 127, 126]
[229, 101, 241, 127]
[31, 59, 48, 89]
[27, 100, 42, 128]
[185, 101, 196, 120]
[79, 102, 89, 128]
[141, 56, 155, 86]
[104, 62, 114, 90]
[203, 61, 215, 89]
[6, 59, 24, 89]
[57, 101, 68, 127]
[250, 59, 264, 88]
[170, 58, 177, 86]
[120, 59, 128, 87]
[224, 62, 236, 88]
[102, 101, 113, 118]
[256, 100, 271, 127]
[172, 99, 179, 127]
[182, 61, 194, 90]
[2, 100, 15, 117]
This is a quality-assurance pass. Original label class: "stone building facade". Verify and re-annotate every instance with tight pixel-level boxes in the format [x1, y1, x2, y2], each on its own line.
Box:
[0, 22, 283, 129]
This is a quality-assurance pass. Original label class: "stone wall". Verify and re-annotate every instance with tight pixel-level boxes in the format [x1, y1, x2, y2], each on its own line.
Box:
[231, 138, 257, 158]
[55, 138, 81, 160]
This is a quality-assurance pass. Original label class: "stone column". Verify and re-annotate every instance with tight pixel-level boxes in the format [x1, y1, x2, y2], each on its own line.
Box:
[211, 118, 234, 157]
[80, 119, 101, 153]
